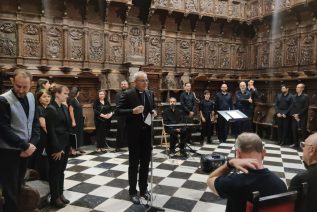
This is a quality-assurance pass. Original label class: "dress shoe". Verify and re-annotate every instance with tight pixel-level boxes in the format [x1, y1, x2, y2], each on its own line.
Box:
[140, 190, 151, 201]
[289, 144, 296, 148]
[207, 139, 212, 144]
[129, 194, 140, 204]
[50, 198, 66, 208]
[60, 194, 70, 204]
[180, 150, 188, 157]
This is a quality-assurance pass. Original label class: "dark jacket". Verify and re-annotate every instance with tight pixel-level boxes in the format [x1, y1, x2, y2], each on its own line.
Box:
[93, 99, 112, 126]
[116, 88, 155, 132]
[45, 101, 71, 154]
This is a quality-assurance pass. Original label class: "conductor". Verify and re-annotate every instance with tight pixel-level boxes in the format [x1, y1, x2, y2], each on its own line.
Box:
[116, 71, 157, 204]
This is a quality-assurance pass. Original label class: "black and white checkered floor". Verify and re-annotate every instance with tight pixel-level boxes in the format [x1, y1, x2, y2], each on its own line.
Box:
[44, 138, 305, 212]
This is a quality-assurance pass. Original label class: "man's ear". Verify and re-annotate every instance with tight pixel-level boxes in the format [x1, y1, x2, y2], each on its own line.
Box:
[10, 77, 14, 85]
[261, 149, 266, 160]
[236, 149, 241, 158]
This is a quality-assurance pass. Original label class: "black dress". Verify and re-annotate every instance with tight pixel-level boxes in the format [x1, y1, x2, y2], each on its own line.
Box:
[33, 104, 49, 180]
[69, 97, 84, 148]
[93, 99, 112, 148]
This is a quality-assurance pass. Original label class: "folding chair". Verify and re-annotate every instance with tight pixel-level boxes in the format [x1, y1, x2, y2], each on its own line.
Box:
[160, 119, 169, 151]
[246, 190, 298, 212]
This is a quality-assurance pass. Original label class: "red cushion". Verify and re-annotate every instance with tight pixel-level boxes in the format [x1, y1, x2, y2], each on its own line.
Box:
[246, 201, 295, 212]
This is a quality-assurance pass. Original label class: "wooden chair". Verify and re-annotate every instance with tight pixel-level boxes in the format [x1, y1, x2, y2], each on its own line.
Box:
[246, 190, 298, 212]
[160, 119, 169, 150]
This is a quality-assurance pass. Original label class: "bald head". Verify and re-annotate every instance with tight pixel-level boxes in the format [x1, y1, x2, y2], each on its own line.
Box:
[306, 133, 317, 146]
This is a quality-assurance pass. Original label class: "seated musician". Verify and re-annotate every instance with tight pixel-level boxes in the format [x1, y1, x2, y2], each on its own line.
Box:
[163, 97, 190, 156]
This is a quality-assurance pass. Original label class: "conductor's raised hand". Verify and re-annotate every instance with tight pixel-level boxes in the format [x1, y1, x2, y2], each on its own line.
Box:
[133, 105, 144, 114]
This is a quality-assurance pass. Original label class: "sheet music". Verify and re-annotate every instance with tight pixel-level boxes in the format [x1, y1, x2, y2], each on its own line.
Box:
[226, 110, 243, 119]
[144, 113, 152, 126]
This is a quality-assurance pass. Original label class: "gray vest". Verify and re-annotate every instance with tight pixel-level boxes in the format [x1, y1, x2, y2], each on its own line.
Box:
[1, 90, 35, 143]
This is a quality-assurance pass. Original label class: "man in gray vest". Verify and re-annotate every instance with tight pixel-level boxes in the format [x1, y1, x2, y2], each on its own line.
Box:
[0, 69, 39, 212]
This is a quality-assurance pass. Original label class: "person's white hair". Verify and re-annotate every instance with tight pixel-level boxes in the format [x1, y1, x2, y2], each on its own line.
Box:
[133, 71, 147, 82]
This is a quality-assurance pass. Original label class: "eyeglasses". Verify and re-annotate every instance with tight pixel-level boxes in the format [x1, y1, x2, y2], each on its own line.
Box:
[300, 142, 313, 149]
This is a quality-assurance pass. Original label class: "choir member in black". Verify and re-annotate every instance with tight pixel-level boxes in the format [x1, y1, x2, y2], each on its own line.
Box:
[45, 84, 71, 208]
[215, 83, 233, 143]
[68, 87, 85, 155]
[180, 82, 196, 143]
[234, 81, 253, 135]
[31, 89, 51, 181]
[247, 80, 262, 132]
[0, 70, 39, 212]
[116, 71, 157, 204]
[199, 90, 215, 145]
[275, 85, 293, 145]
[93, 90, 113, 152]
[163, 97, 189, 156]
[35, 78, 50, 93]
[115, 80, 129, 151]
[289, 83, 310, 148]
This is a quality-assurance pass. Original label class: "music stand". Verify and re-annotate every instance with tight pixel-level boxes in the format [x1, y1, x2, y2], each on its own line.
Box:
[217, 110, 248, 123]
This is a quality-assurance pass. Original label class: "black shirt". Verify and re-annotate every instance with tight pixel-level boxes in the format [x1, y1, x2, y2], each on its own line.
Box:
[93, 99, 112, 124]
[215, 92, 233, 111]
[199, 99, 214, 117]
[275, 93, 293, 115]
[289, 163, 317, 212]
[180, 92, 196, 114]
[0, 90, 40, 150]
[235, 90, 252, 117]
[290, 93, 310, 117]
[163, 106, 184, 132]
[215, 168, 287, 212]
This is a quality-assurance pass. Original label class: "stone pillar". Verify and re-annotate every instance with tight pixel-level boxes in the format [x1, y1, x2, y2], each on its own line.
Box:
[83, 26, 89, 67]
[62, 25, 69, 66]
[40, 23, 47, 64]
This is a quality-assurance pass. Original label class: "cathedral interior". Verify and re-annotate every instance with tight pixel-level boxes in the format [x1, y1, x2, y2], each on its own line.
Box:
[0, 0, 317, 211]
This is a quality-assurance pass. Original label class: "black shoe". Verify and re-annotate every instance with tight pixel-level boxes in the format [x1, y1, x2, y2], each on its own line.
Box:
[207, 139, 212, 144]
[129, 194, 140, 204]
[50, 198, 66, 208]
[140, 190, 151, 201]
[180, 150, 188, 157]
[60, 195, 70, 204]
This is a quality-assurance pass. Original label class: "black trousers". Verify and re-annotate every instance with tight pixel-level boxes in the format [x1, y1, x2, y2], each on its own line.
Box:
[0, 149, 28, 212]
[277, 117, 291, 145]
[168, 128, 189, 150]
[217, 116, 229, 142]
[234, 119, 252, 137]
[116, 117, 127, 148]
[128, 127, 152, 195]
[95, 120, 110, 148]
[48, 146, 69, 200]
[291, 117, 308, 147]
[201, 118, 213, 141]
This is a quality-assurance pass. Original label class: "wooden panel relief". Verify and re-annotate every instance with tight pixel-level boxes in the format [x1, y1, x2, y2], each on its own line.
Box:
[128, 27, 144, 57]
[69, 29, 84, 60]
[272, 39, 282, 67]
[109, 33, 123, 63]
[23, 24, 41, 57]
[285, 37, 298, 66]
[178, 40, 191, 68]
[300, 34, 314, 65]
[185, 0, 198, 13]
[258, 43, 269, 68]
[0, 22, 16, 57]
[200, 0, 214, 14]
[206, 42, 218, 69]
[89, 31, 104, 61]
[47, 26, 63, 59]
[148, 37, 161, 66]
[236, 45, 246, 69]
[193, 40, 204, 68]
[219, 43, 230, 69]
[164, 38, 176, 66]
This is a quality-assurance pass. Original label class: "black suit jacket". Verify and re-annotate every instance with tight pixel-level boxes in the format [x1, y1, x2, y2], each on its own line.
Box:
[45, 101, 71, 154]
[116, 88, 155, 133]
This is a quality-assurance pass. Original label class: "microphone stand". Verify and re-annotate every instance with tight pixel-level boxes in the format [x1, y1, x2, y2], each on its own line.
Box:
[147, 114, 165, 212]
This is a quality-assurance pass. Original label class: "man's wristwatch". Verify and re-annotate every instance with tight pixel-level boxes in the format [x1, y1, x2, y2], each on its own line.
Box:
[226, 158, 234, 169]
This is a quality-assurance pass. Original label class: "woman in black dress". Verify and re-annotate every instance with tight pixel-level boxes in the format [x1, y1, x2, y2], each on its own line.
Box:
[93, 90, 113, 152]
[34, 89, 51, 180]
[68, 87, 85, 155]
[46, 85, 71, 208]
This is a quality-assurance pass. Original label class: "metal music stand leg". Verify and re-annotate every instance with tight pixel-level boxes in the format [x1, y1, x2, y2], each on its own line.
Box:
[147, 116, 165, 212]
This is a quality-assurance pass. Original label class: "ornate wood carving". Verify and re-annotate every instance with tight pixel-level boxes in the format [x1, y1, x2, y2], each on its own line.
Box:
[178, 40, 191, 67]
[47, 26, 63, 59]
[89, 31, 104, 61]
[148, 37, 161, 66]
[23, 24, 40, 57]
[164, 39, 176, 66]
[69, 28, 84, 60]
[109, 33, 123, 63]
[0, 22, 17, 57]
[300, 34, 314, 65]
[285, 37, 298, 66]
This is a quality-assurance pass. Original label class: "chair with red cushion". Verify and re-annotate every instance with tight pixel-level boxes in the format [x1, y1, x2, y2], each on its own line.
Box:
[246, 190, 298, 212]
